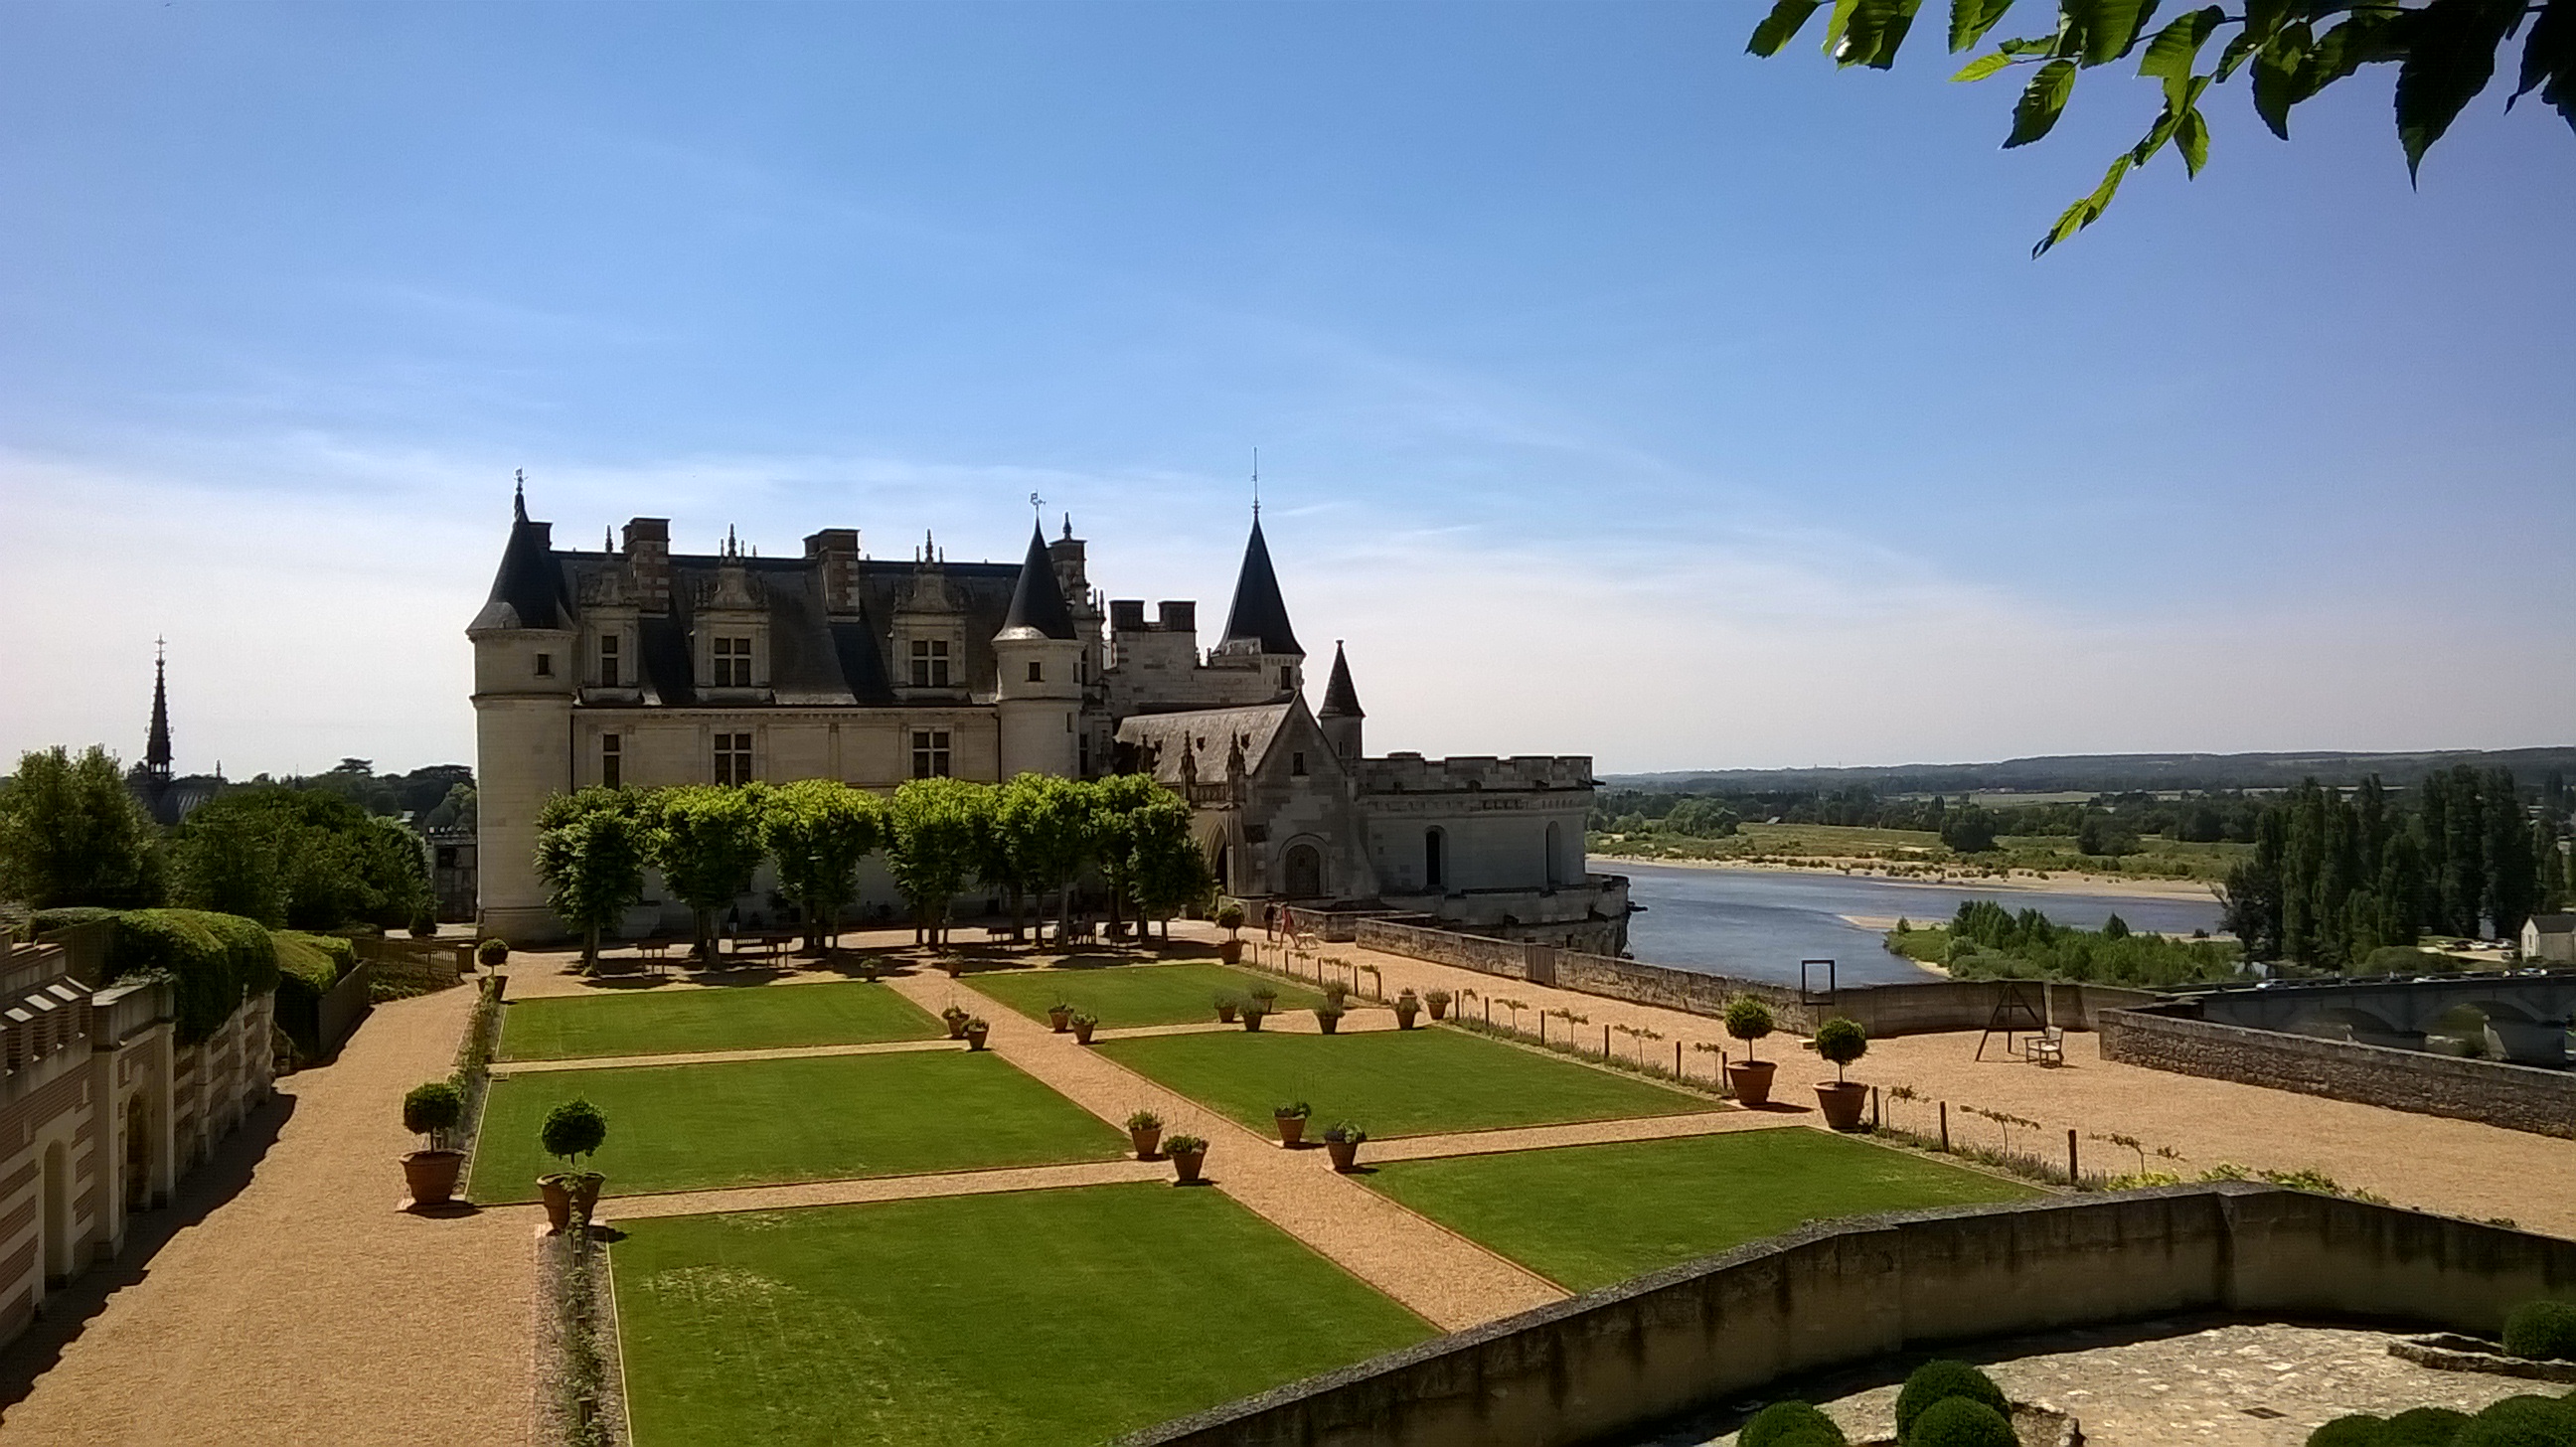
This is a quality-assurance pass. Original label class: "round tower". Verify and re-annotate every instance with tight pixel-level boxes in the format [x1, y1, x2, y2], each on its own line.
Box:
[467, 480, 577, 943]
[993, 522, 1084, 779]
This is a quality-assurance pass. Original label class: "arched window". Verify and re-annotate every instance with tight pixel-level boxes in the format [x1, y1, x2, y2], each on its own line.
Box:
[1424, 828, 1445, 891]
[1544, 822, 1563, 890]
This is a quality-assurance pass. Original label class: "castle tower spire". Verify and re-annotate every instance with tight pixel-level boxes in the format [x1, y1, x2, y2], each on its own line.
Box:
[1318, 640, 1364, 763]
[1218, 513, 1302, 657]
[144, 639, 173, 780]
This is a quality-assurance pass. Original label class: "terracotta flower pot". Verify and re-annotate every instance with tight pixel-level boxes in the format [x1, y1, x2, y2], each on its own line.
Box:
[1317, 1014, 1341, 1036]
[1427, 999, 1449, 1022]
[1048, 1007, 1072, 1033]
[1217, 1004, 1238, 1024]
[964, 1024, 991, 1051]
[1726, 1059, 1778, 1107]
[1815, 1080, 1868, 1131]
[1129, 1125, 1162, 1160]
[1274, 1114, 1307, 1147]
[944, 1015, 970, 1041]
[1325, 1139, 1362, 1173]
[942, 961, 964, 979]
[1242, 1013, 1264, 1033]
[401, 1148, 464, 1207]
[1072, 1020, 1095, 1045]
[1217, 939, 1243, 963]
[1394, 1004, 1419, 1031]
[1171, 1148, 1207, 1185]
[539, 1174, 573, 1231]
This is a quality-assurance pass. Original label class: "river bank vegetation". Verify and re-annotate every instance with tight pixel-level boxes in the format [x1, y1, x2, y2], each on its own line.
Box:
[1884, 901, 2244, 989]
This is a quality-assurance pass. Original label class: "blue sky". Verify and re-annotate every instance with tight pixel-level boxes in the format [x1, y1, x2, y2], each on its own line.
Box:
[2, 2, 2568, 776]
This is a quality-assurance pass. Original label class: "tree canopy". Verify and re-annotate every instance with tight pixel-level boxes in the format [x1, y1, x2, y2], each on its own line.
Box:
[648, 784, 772, 956]
[1748, 1, 2575, 254]
[0, 745, 165, 908]
[760, 780, 883, 952]
[534, 787, 652, 969]
[168, 786, 430, 930]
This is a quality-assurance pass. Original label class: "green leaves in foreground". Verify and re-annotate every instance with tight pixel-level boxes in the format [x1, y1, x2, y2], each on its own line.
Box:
[1746, 0, 2576, 256]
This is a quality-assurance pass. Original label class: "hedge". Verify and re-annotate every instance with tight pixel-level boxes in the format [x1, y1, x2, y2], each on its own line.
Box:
[272, 929, 357, 1056]
[101, 908, 280, 1045]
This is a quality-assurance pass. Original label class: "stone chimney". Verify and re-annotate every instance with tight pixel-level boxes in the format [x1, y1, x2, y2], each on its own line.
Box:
[623, 518, 671, 613]
[805, 528, 862, 615]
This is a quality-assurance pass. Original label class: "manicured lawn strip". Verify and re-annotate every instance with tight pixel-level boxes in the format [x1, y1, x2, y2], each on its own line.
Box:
[497, 980, 941, 1061]
[470, 1050, 1125, 1203]
[1093, 1026, 1705, 1138]
[612, 1182, 1432, 1447]
[1366, 1127, 2043, 1291]
[969, 961, 1326, 1030]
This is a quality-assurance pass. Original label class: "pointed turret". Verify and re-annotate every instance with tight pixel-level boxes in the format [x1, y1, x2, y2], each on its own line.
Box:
[144, 644, 174, 780]
[1219, 517, 1303, 657]
[1000, 522, 1077, 640]
[470, 484, 571, 633]
[1318, 641, 1363, 763]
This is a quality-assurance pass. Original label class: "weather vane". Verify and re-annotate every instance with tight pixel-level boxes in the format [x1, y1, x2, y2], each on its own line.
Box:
[1030, 490, 1043, 519]
[1251, 447, 1260, 519]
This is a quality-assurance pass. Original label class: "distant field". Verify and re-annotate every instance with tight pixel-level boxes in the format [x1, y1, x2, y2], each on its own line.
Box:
[1591, 821, 2247, 882]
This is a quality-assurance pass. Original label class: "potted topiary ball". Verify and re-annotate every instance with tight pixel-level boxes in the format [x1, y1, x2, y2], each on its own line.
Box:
[1813, 1017, 1870, 1131]
[399, 1079, 466, 1207]
[476, 937, 510, 968]
[1321, 1122, 1368, 1173]
[1723, 995, 1780, 1106]
[1070, 1011, 1099, 1045]
[537, 1097, 608, 1232]
[1894, 1361, 2009, 1443]
[1273, 1100, 1311, 1147]
[1164, 1134, 1208, 1185]
[1125, 1109, 1164, 1160]
[1393, 989, 1420, 1030]
[1214, 897, 1247, 963]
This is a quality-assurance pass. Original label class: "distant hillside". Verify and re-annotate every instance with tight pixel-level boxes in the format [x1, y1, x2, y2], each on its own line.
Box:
[1606, 748, 2576, 795]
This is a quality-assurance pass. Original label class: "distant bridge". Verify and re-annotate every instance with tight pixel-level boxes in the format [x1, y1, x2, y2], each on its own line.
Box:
[2186, 972, 2576, 1066]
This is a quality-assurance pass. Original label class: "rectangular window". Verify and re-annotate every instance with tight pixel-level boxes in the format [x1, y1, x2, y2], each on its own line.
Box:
[1027, 660, 1044, 683]
[1277, 666, 1293, 689]
[712, 636, 752, 688]
[599, 635, 620, 688]
[601, 733, 622, 789]
[910, 728, 951, 779]
[715, 731, 753, 786]
[909, 638, 951, 688]
[1292, 750, 1308, 776]
[535, 652, 553, 677]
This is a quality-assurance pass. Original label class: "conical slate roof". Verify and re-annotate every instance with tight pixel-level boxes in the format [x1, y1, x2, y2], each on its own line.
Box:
[1319, 641, 1364, 719]
[469, 487, 571, 632]
[1219, 517, 1302, 656]
[999, 522, 1077, 640]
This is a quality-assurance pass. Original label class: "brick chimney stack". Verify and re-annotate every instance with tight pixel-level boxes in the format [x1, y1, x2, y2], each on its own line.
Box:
[623, 518, 671, 613]
[805, 528, 863, 615]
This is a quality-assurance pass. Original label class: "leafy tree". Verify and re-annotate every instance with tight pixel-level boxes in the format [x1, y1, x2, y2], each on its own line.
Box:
[2076, 813, 2138, 856]
[1087, 773, 1170, 940]
[1941, 804, 2001, 854]
[647, 784, 771, 958]
[420, 783, 477, 832]
[534, 788, 650, 970]
[0, 745, 166, 908]
[169, 786, 425, 928]
[1747, 1, 2576, 255]
[1128, 792, 1213, 941]
[760, 779, 882, 954]
[994, 773, 1095, 943]
[884, 776, 990, 945]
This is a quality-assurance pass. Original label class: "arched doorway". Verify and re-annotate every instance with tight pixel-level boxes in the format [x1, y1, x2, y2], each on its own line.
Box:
[42, 1141, 70, 1284]
[1544, 822, 1563, 890]
[1424, 829, 1445, 891]
[1283, 843, 1323, 899]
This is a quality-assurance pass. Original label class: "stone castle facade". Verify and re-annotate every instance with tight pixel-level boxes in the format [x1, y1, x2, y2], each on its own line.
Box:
[469, 489, 1628, 950]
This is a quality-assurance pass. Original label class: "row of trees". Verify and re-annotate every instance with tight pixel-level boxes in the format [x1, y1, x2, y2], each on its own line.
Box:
[1590, 785, 2272, 849]
[0, 744, 433, 930]
[533, 773, 1213, 967]
[2223, 770, 2566, 970]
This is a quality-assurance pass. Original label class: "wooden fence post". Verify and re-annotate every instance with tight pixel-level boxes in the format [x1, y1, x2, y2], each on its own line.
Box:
[1939, 1100, 1950, 1152]
[2067, 1128, 2079, 1186]
[1602, 1025, 1610, 1058]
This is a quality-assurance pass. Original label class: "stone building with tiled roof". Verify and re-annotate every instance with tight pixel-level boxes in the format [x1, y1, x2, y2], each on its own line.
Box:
[470, 487, 1627, 950]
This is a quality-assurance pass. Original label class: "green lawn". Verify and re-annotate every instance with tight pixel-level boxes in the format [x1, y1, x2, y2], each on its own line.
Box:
[969, 961, 1326, 1030]
[1093, 1026, 1705, 1138]
[1366, 1127, 2043, 1291]
[470, 1050, 1124, 1203]
[497, 980, 942, 1061]
[612, 1183, 1432, 1447]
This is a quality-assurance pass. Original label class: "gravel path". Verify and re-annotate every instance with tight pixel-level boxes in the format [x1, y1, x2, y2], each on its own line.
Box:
[886, 971, 1570, 1332]
[1260, 932, 2576, 1234]
[0, 985, 533, 1447]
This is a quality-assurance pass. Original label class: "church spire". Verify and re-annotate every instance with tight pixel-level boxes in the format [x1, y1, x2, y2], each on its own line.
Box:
[144, 639, 173, 779]
[1219, 513, 1303, 657]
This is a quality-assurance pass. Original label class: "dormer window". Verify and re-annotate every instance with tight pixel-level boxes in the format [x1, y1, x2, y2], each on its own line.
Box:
[599, 635, 621, 688]
[712, 636, 753, 688]
[910, 639, 952, 688]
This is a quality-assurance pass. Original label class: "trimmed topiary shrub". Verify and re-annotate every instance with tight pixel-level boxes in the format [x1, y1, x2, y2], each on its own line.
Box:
[1906, 1396, 2016, 1447]
[2506, 1301, 2576, 1363]
[2306, 1416, 2387, 1447]
[402, 1079, 464, 1147]
[476, 937, 510, 967]
[270, 929, 359, 1056]
[101, 908, 281, 1045]
[2466, 1394, 2576, 1444]
[2384, 1407, 2473, 1445]
[1741, 1399, 1848, 1447]
[540, 1097, 608, 1170]
[1894, 1361, 2008, 1441]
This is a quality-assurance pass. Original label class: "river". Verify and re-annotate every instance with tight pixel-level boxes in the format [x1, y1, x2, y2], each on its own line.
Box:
[1603, 859, 2229, 987]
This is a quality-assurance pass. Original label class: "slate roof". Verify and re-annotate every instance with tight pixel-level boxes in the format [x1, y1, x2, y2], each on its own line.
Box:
[1219, 518, 1303, 656]
[1000, 523, 1077, 640]
[470, 498, 573, 632]
[1319, 641, 1364, 720]
[2531, 914, 2576, 936]
[1116, 703, 1295, 785]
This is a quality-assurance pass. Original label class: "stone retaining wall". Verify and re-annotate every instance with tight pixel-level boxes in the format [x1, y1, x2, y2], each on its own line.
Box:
[1352, 918, 2158, 1038]
[1121, 1185, 2576, 1447]
[2099, 1007, 2576, 1139]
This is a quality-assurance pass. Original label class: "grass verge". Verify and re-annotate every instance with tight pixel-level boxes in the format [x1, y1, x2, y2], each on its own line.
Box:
[969, 961, 1326, 1030]
[497, 979, 942, 1060]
